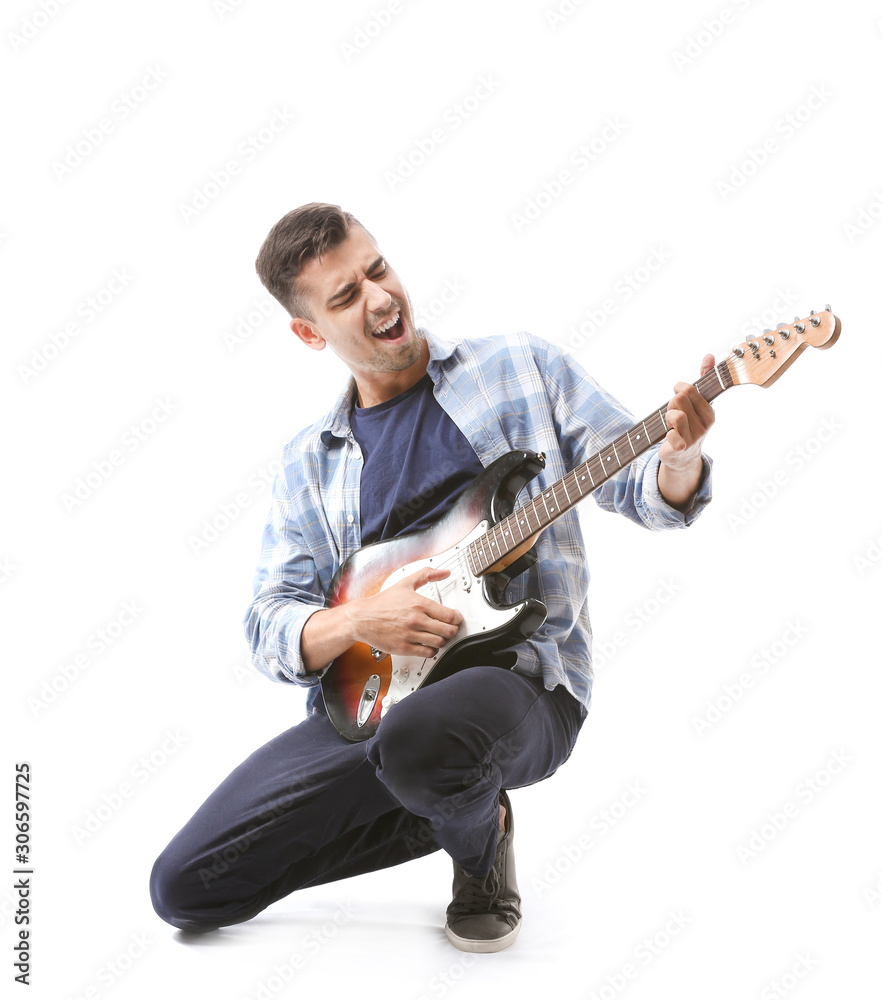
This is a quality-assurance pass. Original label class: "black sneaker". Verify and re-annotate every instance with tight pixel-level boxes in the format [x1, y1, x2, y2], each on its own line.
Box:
[444, 790, 522, 953]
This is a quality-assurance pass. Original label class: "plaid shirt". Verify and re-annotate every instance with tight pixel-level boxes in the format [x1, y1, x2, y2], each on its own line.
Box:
[243, 330, 712, 713]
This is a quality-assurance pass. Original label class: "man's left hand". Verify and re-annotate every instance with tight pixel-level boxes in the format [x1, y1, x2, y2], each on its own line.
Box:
[657, 354, 716, 511]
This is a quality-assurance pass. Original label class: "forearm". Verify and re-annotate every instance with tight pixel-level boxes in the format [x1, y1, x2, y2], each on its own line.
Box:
[657, 454, 704, 512]
[299, 606, 356, 673]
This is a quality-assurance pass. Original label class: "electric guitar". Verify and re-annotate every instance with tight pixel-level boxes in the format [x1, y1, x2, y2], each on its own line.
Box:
[321, 307, 841, 741]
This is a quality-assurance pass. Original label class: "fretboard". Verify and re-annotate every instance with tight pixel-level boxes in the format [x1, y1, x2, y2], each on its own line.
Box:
[467, 359, 733, 576]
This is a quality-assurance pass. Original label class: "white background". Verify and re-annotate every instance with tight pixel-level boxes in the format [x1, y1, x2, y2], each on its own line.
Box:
[3, 1, 880, 997]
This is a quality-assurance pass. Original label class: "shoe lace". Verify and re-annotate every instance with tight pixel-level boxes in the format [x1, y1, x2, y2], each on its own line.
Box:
[449, 867, 502, 917]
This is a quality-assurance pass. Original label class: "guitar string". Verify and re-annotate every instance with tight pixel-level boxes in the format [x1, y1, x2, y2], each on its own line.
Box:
[411, 364, 737, 596]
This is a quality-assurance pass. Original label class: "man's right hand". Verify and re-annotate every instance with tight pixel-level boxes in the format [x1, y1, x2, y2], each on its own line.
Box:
[300, 567, 463, 673]
[342, 566, 463, 657]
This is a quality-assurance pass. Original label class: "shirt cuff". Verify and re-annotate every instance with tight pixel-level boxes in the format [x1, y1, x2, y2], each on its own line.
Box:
[639, 450, 713, 528]
[252, 602, 327, 686]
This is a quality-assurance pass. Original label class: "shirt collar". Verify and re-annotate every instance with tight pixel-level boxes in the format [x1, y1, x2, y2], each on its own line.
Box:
[319, 328, 461, 442]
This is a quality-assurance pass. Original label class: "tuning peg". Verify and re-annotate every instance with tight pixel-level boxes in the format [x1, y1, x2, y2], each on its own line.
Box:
[825, 303, 832, 312]
[763, 334, 775, 345]
[732, 346, 744, 358]
[810, 315, 821, 327]
[793, 323, 804, 334]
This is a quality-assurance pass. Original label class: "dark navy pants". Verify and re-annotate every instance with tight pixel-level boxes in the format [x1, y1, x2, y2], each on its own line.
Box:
[150, 667, 586, 931]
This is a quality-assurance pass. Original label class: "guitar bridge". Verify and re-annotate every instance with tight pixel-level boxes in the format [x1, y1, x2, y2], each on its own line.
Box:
[369, 646, 387, 661]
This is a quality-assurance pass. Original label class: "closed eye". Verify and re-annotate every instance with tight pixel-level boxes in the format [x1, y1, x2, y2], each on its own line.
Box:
[333, 259, 388, 308]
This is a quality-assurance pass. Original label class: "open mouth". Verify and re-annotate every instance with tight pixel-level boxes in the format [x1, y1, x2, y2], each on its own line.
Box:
[371, 311, 405, 341]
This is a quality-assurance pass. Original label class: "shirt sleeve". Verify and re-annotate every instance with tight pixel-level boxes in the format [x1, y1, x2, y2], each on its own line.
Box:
[242, 466, 327, 686]
[540, 339, 713, 530]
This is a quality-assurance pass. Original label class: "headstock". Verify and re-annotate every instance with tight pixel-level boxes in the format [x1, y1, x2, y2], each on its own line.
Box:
[725, 306, 841, 388]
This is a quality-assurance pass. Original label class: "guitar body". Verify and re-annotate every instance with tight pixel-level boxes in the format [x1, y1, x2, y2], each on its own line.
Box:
[321, 450, 549, 742]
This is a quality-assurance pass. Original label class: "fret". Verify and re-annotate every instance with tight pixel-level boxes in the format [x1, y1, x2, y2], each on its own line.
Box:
[477, 533, 491, 568]
[536, 492, 548, 523]
[470, 370, 732, 575]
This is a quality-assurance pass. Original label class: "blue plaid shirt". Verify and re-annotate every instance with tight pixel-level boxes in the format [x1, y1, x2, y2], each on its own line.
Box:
[243, 330, 712, 713]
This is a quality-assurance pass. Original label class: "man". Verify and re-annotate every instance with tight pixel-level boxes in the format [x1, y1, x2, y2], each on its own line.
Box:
[150, 202, 714, 953]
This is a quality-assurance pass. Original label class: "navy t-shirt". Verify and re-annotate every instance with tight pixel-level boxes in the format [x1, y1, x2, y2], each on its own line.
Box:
[349, 374, 485, 545]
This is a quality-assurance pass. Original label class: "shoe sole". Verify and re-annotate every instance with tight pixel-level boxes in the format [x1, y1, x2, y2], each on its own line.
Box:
[444, 920, 521, 954]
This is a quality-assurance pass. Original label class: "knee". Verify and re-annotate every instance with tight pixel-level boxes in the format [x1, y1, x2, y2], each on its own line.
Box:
[149, 847, 218, 932]
[368, 699, 482, 811]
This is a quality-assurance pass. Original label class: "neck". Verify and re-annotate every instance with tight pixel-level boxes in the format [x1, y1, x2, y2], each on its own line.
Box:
[469, 359, 733, 576]
[355, 338, 430, 408]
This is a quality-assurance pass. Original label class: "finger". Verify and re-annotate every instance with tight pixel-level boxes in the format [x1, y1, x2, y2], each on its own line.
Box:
[671, 381, 714, 428]
[663, 407, 690, 450]
[414, 598, 462, 628]
[699, 353, 715, 377]
[404, 566, 452, 590]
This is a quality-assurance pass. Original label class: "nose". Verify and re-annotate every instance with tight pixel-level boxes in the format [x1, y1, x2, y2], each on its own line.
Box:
[364, 279, 393, 313]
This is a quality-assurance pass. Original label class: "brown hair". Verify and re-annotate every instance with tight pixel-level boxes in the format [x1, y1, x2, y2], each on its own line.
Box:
[255, 202, 373, 320]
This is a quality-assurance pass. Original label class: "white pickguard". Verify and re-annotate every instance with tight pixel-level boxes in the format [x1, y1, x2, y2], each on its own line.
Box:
[375, 520, 527, 718]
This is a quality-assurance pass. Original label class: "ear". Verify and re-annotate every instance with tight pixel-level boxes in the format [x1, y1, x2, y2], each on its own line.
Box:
[290, 317, 326, 351]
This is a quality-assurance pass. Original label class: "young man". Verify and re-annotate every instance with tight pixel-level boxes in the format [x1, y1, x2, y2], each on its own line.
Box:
[150, 203, 715, 953]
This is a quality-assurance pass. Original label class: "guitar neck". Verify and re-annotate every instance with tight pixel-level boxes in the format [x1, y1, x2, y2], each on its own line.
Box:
[468, 358, 734, 576]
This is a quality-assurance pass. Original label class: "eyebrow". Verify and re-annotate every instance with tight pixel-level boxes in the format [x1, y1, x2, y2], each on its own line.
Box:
[326, 255, 386, 306]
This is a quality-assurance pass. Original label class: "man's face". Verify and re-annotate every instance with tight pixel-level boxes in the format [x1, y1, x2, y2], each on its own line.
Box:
[290, 225, 423, 397]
